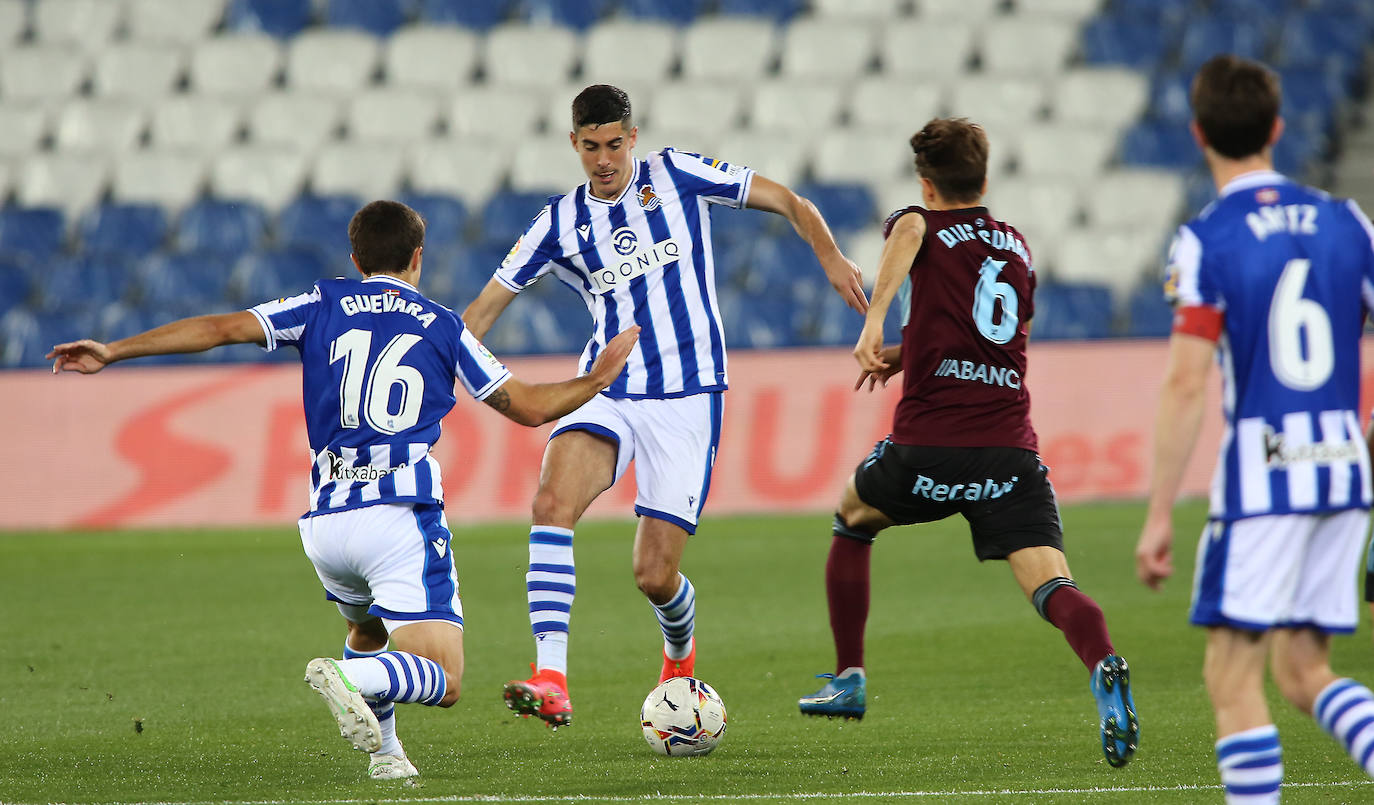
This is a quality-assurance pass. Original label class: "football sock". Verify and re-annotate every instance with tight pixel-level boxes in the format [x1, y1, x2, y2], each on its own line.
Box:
[1215, 725, 1282, 804]
[826, 534, 872, 674]
[528, 526, 575, 676]
[652, 573, 696, 661]
[1040, 582, 1115, 670]
[344, 641, 401, 757]
[335, 651, 447, 706]
[1314, 678, 1374, 776]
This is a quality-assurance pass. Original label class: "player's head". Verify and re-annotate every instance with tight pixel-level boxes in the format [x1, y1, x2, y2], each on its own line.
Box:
[348, 200, 425, 278]
[909, 118, 988, 208]
[1189, 55, 1283, 162]
[569, 84, 638, 200]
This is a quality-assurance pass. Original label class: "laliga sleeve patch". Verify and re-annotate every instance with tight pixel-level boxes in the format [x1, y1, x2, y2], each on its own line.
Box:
[1172, 304, 1223, 342]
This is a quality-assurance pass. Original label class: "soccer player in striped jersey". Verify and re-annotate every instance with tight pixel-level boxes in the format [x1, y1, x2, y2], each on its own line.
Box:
[1136, 56, 1374, 803]
[48, 200, 638, 781]
[461, 84, 867, 727]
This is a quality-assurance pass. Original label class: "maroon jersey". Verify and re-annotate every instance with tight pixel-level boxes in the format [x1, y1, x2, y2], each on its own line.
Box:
[888, 205, 1038, 451]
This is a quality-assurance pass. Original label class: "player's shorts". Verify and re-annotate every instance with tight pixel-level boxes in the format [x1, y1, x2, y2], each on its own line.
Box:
[298, 501, 463, 631]
[1191, 508, 1369, 633]
[852, 439, 1062, 560]
[552, 391, 723, 535]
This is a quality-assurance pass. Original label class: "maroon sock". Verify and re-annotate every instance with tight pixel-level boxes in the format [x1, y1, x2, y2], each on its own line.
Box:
[1043, 585, 1115, 671]
[826, 535, 872, 673]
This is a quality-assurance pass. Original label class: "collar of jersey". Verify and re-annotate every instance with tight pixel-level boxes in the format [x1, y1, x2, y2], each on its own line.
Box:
[584, 159, 641, 206]
[1219, 169, 1287, 198]
[361, 274, 417, 292]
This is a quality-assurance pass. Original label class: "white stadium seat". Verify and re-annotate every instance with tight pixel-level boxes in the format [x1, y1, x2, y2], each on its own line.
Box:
[17, 152, 110, 218]
[1018, 0, 1104, 20]
[875, 178, 923, 220]
[450, 85, 546, 138]
[125, 0, 225, 44]
[484, 24, 579, 88]
[508, 138, 589, 194]
[717, 130, 809, 187]
[385, 25, 480, 91]
[1053, 226, 1164, 298]
[812, 129, 912, 185]
[1014, 124, 1117, 181]
[189, 34, 283, 97]
[680, 17, 778, 82]
[749, 80, 845, 132]
[1, 45, 90, 105]
[648, 82, 746, 134]
[915, 0, 1003, 20]
[583, 21, 678, 83]
[32, 0, 122, 50]
[0, 0, 28, 44]
[93, 43, 187, 100]
[1084, 168, 1186, 232]
[779, 19, 875, 81]
[111, 150, 207, 211]
[0, 104, 50, 158]
[843, 225, 887, 286]
[211, 145, 309, 212]
[640, 128, 718, 160]
[947, 75, 1047, 131]
[347, 89, 442, 144]
[149, 96, 243, 153]
[287, 30, 381, 96]
[878, 20, 976, 80]
[847, 78, 945, 134]
[1052, 67, 1149, 133]
[980, 18, 1079, 77]
[985, 177, 1081, 256]
[54, 99, 147, 153]
[311, 142, 405, 200]
[812, 0, 909, 19]
[248, 92, 344, 150]
[406, 138, 510, 206]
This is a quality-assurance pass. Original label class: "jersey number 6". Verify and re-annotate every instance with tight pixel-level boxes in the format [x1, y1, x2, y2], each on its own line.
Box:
[1269, 258, 1334, 391]
[973, 257, 1019, 344]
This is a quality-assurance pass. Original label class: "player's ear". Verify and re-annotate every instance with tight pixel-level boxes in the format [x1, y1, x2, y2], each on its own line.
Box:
[919, 177, 937, 207]
[409, 246, 423, 274]
[569, 129, 578, 151]
[628, 125, 637, 148]
[350, 253, 364, 277]
[1267, 116, 1285, 150]
[1188, 119, 1208, 153]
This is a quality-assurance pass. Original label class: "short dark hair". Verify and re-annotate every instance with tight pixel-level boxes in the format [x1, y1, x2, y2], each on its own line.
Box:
[348, 200, 425, 275]
[909, 118, 988, 204]
[1191, 55, 1281, 160]
[572, 84, 632, 131]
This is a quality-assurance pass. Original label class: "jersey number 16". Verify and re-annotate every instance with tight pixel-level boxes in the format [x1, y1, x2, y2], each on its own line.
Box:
[330, 329, 426, 434]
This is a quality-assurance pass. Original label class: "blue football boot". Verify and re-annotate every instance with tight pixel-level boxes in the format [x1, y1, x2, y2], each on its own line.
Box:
[799, 668, 866, 720]
[1091, 654, 1138, 767]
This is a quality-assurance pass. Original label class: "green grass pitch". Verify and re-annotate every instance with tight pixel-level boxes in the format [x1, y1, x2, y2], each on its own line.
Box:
[4, 501, 1373, 803]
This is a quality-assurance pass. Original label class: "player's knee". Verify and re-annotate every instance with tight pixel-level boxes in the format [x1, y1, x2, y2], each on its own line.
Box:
[633, 564, 677, 601]
[1271, 654, 1326, 714]
[531, 486, 577, 526]
[832, 512, 878, 545]
[1030, 577, 1078, 622]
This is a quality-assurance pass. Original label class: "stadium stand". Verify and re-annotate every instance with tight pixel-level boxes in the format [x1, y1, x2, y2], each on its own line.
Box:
[0, 0, 1366, 367]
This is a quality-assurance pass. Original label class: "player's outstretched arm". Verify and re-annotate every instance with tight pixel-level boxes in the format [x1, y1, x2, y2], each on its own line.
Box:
[461, 279, 518, 341]
[48, 312, 267, 375]
[482, 326, 640, 426]
[745, 175, 868, 314]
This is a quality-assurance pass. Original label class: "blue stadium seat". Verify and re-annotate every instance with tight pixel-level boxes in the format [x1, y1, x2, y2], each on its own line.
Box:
[1272, 128, 1324, 176]
[710, 207, 774, 246]
[1182, 169, 1215, 217]
[794, 183, 877, 233]
[0, 256, 35, 317]
[327, 0, 411, 35]
[397, 192, 469, 251]
[176, 199, 270, 258]
[804, 292, 866, 347]
[717, 0, 805, 22]
[621, 0, 708, 25]
[1110, 0, 1195, 22]
[0, 207, 66, 262]
[1209, 0, 1290, 17]
[278, 195, 363, 258]
[419, 0, 512, 29]
[79, 203, 169, 259]
[37, 255, 136, 315]
[1031, 283, 1114, 340]
[225, 0, 313, 37]
[482, 190, 554, 237]
[1177, 17, 1275, 75]
[0, 309, 72, 368]
[1120, 121, 1201, 170]
[1148, 71, 1193, 125]
[1276, 15, 1365, 85]
[744, 237, 821, 297]
[421, 245, 500, 306]
[520, 0, 613, 30]
[1080, 16, 1173, 70]
[230, 248, 332, 305]
[1125, 282, 1174, 338]
[135, 253, 235, 314]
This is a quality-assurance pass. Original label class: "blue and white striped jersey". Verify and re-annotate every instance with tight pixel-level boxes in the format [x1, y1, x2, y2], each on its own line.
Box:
[250, 274, 510, 517]
[494, 147, 755, 399]
[1166, 170, 1374, 520]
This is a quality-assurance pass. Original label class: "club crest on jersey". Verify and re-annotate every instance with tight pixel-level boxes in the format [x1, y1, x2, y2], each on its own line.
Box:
[637, 184, 661, 211]
[1257, 188, 1280, 204]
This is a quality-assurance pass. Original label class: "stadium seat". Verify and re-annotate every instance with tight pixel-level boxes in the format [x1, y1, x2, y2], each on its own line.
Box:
[874, 178, 923, 220]
[0, 255, 35, 317]
[521, 0, 614, 30]
[286, 29, 381, 95]
[396, 192, 469, 251]
[327, 0, 409, 36]
[1013, 0, 1102, 19]
[1031, 283, 1114, 340]
[749, 81, 845, 132]
[0, 45, 90, 105]
[0, 308, 57, 367]
[188, 33, 283, 97]
[384, 25, 481, 91]
[0, 0, 26, 45]
[582, 20, 679, 83]
[508, 138, 593, 195]
[32, 253, 131, 313]
[1052, 68, 1150, 133]
[96, 301, 169, 346]
[948, 76, 1048, 131]
[986, 178, 1080, 256]
[225, 0, 313, 38]
[1053, 227, 1164, 300]
[879, 19, 976, 79]
[1177, 17, 1274, 75]
[53, 99, 147, 153]
[1079, 15, 1173, 70]
[229, 247, 333, 305]
[211, 144, 310, 213]
[449, 85, 545, 137]
[846, 78, 945, 134]
[1015, 125, 1117, 182]
[648, 82, 747, 134]
[1083, 168, 1186, 233]
[679, 17, 776, 82]
[346, 88, 442, 144]
[779, 19, 875, 81]
[32, 0, 122, 50]
[1277, 12, 1368, 82]
[642, 128, 718, 158]
[811, 0, 907, 17]
[1147, 70, 1192, 125]
[913, 0, 1003, 20]
[621, 0, 709, 25]
[1124, 280, 1174, 338]
[708, 202, 776, 246]
[483, 23, 580, 88]
[1120, 121, 1202, 171]
[0, 207, 66, 262]
[149, 96, 244, 154]
[715, 130, 810, 188]
[16, 153, 110, 219]
[93, 43, 187, 100]
[980, 17, 1078, 77]
[278, 194, 362, 257]
[430, 241, 508, 302]
[79, 202, 169, 259]
[417, 0, 512, 30]
[110, 151, 207, 212]
[793, 183, 877, 233]
[811, 129, 912, 185]
[842, 225, 886, 287]
[805, 291, 867, 347]
[717, 0, 805, 22]
[175, 198, 269, 257]
[248, 92, 344, 150]
[125, 0, 226, 44]
[311, 143, 406, 200]
[0, 104, 51, 159]
[405, 139, 509, 206]
[134, 252, 234, 312]
[482, 190, 556, 239]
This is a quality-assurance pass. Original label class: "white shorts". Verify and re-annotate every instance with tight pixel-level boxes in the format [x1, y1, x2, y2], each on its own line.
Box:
[552, 391, 724, 534]
[1190, 509, 1370, 633]
[298, 502, 463, 629]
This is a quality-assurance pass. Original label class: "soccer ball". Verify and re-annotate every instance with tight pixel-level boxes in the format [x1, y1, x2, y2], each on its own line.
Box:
[639, 676, 727, 757]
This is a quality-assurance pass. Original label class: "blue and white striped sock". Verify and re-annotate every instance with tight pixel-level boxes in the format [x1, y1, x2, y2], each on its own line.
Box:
[1216, 725, 1282, 804]
[1315, 677, 1374, 776]
[336, 651, 447, 706]
[528, 526, 575, 675]
[344, 641, 401, 757]
[653, 573, 695, 661]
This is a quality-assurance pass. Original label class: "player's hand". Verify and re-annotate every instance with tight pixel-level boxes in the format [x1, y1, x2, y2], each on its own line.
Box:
[47, 339, 113, 374]
[587, 326, 640, 387]
[854, 345, 902, 391]
[1135, 517, 1175, 591]
[852, 322, 888, 375]
[823, 254, 869, 315]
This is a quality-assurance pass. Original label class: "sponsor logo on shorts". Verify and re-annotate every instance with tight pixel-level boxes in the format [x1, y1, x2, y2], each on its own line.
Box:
[321, 449, 407, 482]
[912, 474, 1019, 502]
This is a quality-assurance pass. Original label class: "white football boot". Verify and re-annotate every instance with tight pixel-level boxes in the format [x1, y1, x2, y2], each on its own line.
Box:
[368, 751, 420, 780]
[304, 658, 382, 753]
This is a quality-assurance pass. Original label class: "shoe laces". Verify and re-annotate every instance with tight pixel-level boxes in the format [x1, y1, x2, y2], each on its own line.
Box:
[815, 673, 836, 680]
